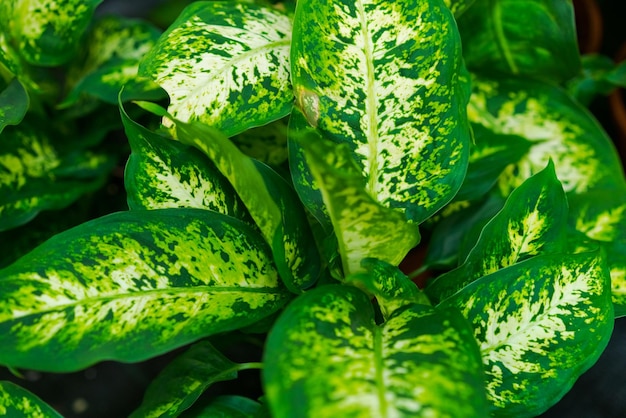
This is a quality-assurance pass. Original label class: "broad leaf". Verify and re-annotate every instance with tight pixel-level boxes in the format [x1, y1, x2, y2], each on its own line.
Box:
[427, 162, 568, 303]
[0, 0, 103, 66]
[468, 75, 626, 196]
[0, 123, 113, 231]
[130, 340, 246, 418]
[263, 285, 489, 418]
[0, 78, 28, 134]
[181, 395, 264, 418]
[139, 1, 293, 137]
[0, 381, 62, 417]
[121, 102, 251, 222]
[291, 0, 470, 224]
[136, 102, 321, 292]
[458, 0, 580, 83]
[0, 208, 290, 372]
[440, 250, 613, 416]
[62, 16, 163, 107]
[443, 0, 477, 17]
[300, 137, 420, 275]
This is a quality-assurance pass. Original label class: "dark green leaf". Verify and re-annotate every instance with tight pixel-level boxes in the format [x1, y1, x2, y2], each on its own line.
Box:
[0, 78, 28, 133]
[0, 208, 290, 372]
[439, 250, 613, 416]
[264, 285, 488, 417]
[181, 395, 263, 418]
[458, 0, 580, 83]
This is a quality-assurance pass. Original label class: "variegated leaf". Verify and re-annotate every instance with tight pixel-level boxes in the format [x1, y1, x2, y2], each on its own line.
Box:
[291, 0, 470, 224]
[426, 162, 568, 303]
[139, 1, 292, 137]
[458, 0, 580, 83]
[62, 16, 163, 106]
[0, 78, 28, 134]
[443, 0, 477, 16]
[0, 208, 290, 372]
[604, 240, 626, 318]
[0, 122, 113, 231]
[121, 102, 250, 222]
[301, 138, 420, 276]
[468, 75, 626, 196]
[130, 340, 246, 418]
[439, 250, 613, 417]
[263, 285, 489, 418]
[231, 117, 289, 166]
[0, 380, 62, 418]
[0, 0, 102, 66]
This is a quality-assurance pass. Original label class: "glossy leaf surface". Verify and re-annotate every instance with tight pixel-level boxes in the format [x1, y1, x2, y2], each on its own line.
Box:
[440, 251, 613, 416]
[264, 285, 488, 418]
[130, 340, 241, 418]
[0, 0, 103, 66]
[0, 78, 28, 134]
[139, 1, 292, 137]
[427, 162, 568, 303]
[291, 0, 470, 223]
[0, 209, 289, 371]
[458, 0, 580, 83]
[468, 75, 626, 196]
[121, 103, 250, 222]
[0, 123, 113, 231]
[0, 381, 62, 417]
[301, 138, 420, 275]
[181, 395, 263, 418]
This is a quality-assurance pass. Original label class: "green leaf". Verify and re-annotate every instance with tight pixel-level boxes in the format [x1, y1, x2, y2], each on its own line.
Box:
[181, 395, 263, 418]
[130, 340, 250, 418]
[61, 16, 163, 107]
[231, 117, 289, 166]
[458, 0, 580, 83]
[137, 102, 321, 292]
[443, 0, 477, 17]
[0, 208, 290, 372]
[567, 55, 626, 106]
[0, 78, 28, 134]
[0, 123, 113, 231]
[121, 102, 251, 222]
[427, 161, 568, 303]
[263, 285, 488, 418]
[139, 1, 293, 137]
[300, 137, 420, 276]
[291, 0, 470, 224]
[0, 0, 103, 66]
[468, 75, 626, 196]
[0, 380, 62, 417]
[439, 250, 613, 416]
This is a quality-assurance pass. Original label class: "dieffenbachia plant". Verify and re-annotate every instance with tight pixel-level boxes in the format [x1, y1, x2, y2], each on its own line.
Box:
[0, 0, 624, 416]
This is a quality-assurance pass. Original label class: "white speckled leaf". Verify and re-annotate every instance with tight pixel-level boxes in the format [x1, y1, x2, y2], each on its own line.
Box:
[0, 78, 29, 134]
[427, 162, 568, 303]
[468, 75, 626, 197]
[121, 102, 250, 223]
[0, 0, 102, 66]
[440, 250, 613, 417]
[0, 381, 62, 417]
[291, 0, 470, 223]
[139, 1, 292, 137]
[263, 285, 489, 418]
[0, 123, 113, 232]
[301, 138, 420, 276]
[0, 209, 290, 372]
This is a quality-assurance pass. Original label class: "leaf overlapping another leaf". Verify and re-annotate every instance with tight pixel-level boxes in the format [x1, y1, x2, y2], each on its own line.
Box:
[0, 380, 62, 417]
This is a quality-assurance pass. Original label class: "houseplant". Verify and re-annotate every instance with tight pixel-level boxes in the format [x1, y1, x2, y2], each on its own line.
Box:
[1, 0, 626, 416]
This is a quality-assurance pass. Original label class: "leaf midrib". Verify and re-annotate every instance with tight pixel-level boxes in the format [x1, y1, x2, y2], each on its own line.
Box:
[489, 0, 518, 74]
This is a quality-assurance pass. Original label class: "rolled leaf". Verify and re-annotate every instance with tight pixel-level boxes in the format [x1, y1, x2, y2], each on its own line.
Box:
[291, 0, 470, 224]
[468, 75, 626, 196]
[439, 250, 613, 416]
[300, 137, 420, 275]
[0, 123, 113, 231]
[130, 340, 243, 418]
[0, 380, 62, 417]
[263, 285, 489, 418]
[0, 0, 103, 66]
[0, 208, 290, 372]
[0, 78, 28, 134]
[458, 0, 580, 83]
[427, 162, 569, 303]
[139, 1, 293, 137]
[121, 102, 251, 222]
